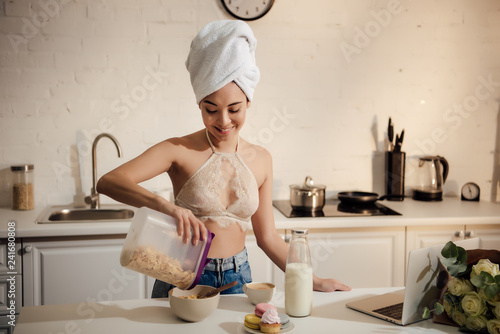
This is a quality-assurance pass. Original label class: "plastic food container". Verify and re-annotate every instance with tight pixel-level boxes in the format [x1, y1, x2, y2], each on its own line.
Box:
[120, 207, 214, 290]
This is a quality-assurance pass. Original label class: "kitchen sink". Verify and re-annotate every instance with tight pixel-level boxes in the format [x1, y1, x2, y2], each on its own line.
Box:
[36, 205, 136, 224]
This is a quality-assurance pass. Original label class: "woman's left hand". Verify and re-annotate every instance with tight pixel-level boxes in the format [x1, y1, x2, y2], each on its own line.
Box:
[313, 276, 352, 292]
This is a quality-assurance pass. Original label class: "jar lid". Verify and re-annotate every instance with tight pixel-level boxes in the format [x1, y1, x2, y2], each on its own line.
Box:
[11, 164, 34, 172]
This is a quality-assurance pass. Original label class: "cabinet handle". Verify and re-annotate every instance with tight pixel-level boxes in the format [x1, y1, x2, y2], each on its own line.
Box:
[284, 236, 291, 243]
[454, 231, 465, 238]
[24, 245, 32, 253]
[465, 231, 476, 238]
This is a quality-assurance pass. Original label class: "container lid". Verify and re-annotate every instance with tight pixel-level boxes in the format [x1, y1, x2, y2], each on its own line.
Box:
[290, 176, 326, 191]
[11, 164, 34, 172]
[188, 229, 215, 289]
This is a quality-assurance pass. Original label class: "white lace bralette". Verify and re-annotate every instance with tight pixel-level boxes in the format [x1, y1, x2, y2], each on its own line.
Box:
[174, 130, 259, 231]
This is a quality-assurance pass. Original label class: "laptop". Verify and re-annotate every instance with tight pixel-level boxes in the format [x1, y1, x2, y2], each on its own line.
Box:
[346, 238, 480, 325]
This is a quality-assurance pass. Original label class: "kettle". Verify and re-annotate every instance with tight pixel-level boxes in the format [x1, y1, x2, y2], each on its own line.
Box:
[412, 156, 449, 201]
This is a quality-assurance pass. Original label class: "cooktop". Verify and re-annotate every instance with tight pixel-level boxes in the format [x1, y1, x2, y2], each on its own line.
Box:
[273, 199, 401, 218]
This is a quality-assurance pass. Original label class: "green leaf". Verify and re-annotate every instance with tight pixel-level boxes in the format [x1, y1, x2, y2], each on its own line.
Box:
[482, 271, 495, 284]
[456, 247, 467, 264]
[484, 284, 499, 299]
[456, 267, 472, 279]
[441, 257, 458, 267]
[448, 263, 467, 277]
[471, 274, 486, 288]
[441, 241, 458, 258]
[434, 302, 445, 315]
[439, 242, 468, 277]
[471, 272, 494, 288]
[496, 275, 500, 285]
[422, 307, 431, 319]
[444, 293, 460, 306]
[444, 294, 454, 304]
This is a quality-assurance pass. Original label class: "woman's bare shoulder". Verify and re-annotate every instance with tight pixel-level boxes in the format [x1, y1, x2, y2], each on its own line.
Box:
[239, 140, 273, 185]
[154, 129, 207, 152]
[241, 140, 272, 162]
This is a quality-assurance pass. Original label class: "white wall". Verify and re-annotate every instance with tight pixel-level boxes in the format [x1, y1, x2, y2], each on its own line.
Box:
[1, 0, 500, 209]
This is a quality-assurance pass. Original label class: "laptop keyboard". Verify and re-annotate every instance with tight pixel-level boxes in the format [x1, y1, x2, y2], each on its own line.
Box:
[373, 302, 403, 320]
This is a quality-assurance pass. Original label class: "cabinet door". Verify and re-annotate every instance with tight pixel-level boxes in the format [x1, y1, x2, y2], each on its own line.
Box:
[466, 224, 500, 250]
[305, 227, 405, 288]
[22, 236, 151, 306]
[0, 239, 22, 274]
[0, 315, 15, 334]
[406, 225, 465, 254]
[245, 230, 283, 284]
[0, 275, 21, 315]
[0, 239, 22, 317]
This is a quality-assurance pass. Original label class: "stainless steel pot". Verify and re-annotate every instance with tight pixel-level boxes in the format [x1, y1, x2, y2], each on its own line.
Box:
[289, 176, 326, 212]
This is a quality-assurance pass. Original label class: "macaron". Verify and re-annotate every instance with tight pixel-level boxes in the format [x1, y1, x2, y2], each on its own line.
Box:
[254, 303, 277, 317]
[244, 313, 261, 330]
[279, 313, 290, 328]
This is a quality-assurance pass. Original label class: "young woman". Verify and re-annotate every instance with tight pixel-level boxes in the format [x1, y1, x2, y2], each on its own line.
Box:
[97, 20, 350, 296]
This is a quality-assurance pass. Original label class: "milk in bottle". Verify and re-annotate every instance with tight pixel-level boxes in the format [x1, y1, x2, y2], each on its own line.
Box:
[285, 229, 313, 317]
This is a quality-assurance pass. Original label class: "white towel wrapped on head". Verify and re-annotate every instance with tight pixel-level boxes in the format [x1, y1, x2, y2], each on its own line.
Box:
[186, 20, 260, 104]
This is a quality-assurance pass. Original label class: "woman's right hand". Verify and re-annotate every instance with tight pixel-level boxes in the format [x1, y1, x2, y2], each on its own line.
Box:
[161, 202, 207, 246]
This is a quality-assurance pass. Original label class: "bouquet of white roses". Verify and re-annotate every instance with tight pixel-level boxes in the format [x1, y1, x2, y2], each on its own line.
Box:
[423, 242, 500, 334]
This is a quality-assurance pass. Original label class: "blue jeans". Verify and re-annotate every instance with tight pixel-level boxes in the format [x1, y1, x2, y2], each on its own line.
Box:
[151, 248, 252, 298]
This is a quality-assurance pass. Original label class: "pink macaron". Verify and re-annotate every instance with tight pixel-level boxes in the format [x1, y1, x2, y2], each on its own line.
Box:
[255, 303, 277, 317]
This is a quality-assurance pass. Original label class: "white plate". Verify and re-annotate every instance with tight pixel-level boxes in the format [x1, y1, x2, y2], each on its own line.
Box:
[240, 320, 294, 333]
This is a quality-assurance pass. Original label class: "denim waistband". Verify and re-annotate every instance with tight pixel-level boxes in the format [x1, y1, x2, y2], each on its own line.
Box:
[203, 248, 248, 273]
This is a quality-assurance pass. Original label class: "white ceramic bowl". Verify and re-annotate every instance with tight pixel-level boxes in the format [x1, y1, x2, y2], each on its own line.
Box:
[169, 285, 220, 322]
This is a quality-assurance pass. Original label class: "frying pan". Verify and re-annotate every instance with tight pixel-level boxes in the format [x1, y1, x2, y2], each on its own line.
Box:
[337, 191, 404, 205]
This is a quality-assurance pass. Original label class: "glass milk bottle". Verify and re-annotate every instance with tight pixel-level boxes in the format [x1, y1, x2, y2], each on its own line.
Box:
[285, 228, 313, 317]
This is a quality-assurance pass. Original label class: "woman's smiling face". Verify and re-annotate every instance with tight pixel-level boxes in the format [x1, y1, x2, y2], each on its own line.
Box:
[200, 82, 251, 143]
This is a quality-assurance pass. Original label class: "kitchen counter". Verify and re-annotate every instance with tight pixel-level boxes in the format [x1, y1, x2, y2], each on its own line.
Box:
[272, 198, 500, 230]
[14, 287, 462, 334]
[1, 198, 500, 238]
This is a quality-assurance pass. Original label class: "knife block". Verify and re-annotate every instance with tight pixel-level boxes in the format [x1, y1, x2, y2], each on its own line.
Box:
[385, 151, 406, 201]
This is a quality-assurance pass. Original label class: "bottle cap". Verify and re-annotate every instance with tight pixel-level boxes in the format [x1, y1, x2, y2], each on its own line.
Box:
[292, 228, 308, 235]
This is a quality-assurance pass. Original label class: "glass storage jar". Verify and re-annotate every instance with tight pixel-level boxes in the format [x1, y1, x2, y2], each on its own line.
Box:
[11, 164, 34, 210]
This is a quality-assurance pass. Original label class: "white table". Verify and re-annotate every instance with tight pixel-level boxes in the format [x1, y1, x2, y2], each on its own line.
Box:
[14, 287, 462, 334]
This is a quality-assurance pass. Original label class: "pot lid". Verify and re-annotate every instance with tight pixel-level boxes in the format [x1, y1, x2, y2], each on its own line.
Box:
[290, 176, 326, 191]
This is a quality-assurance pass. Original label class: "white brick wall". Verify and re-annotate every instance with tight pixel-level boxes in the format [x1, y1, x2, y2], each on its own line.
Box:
[1, 0, 500, 209]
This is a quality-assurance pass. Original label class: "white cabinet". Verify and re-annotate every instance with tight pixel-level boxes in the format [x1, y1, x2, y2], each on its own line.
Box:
[247, 226, 406, 290]
[22, 236, 153, 306]
[466, 224, 500, 250]
[245, 230, 284, 285]
[407, 224, 500, 255]
[304, 227, 406, 289]
[0, 238, 21, 334]
[406, 224, 500, 282]
[406, 225, 465, 253]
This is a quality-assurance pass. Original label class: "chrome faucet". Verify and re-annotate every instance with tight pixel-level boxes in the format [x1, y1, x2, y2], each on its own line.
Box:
[85, 133, 122, 209]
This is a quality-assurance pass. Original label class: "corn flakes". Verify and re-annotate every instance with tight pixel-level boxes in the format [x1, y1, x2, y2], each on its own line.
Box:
[125, 246, 195, 289]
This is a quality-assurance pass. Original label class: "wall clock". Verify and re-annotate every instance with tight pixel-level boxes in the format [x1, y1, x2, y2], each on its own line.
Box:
[221, 0, 275, 21]
[461, 182, 480, 201]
